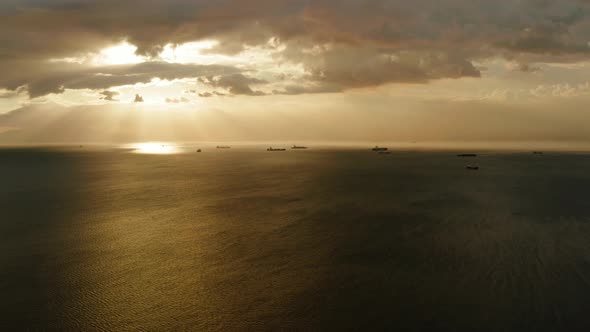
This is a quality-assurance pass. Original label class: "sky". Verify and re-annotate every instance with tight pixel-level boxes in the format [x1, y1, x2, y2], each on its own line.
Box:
[2, 0, 590, 145]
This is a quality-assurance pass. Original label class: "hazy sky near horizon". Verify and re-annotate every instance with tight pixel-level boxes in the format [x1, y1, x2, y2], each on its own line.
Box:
[3, 0, 590, 143]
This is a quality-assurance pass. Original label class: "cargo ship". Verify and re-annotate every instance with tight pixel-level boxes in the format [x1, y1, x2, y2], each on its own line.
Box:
[372, 146, 388, 152]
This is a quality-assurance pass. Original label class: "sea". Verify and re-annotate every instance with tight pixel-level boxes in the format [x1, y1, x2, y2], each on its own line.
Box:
[2, 145, 590, 331]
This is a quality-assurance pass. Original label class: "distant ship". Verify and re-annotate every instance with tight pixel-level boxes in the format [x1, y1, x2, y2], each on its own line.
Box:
[197, 149, 202, 153]
[466, 165, 480, 170]
[532, 151, 544, 155]
[372, 146, 388, 152]
[216, 146, 231, 149]
[457, 154, 477, 157]
[267, 147, 286, 151]
[292, 145, 308, 149]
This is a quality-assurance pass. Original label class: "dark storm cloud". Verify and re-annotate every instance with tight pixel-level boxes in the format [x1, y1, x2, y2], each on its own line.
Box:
[99, 90, 119, 101]
[4, 62, 238, 98]
[518, 63, 541, 73]
[210, 74, 267, 96]
[498, 26, 590, 55]
[294, 46, 481, 88]
[2, 0, 590, 97]
[196, 91, 227, 97]
[133, 94, 144, 102]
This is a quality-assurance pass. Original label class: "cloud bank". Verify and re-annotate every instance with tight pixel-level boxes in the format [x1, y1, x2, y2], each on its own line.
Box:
[2, 0, 590, 99]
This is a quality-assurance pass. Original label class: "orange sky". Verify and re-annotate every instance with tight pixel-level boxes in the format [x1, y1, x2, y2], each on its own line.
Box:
[2, 1, 590, 144]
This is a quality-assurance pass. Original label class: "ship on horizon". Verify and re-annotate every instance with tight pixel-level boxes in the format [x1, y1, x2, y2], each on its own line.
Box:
[267, 147, 286, 151]
[372, 146, 388, 152]
[292, 145, 308, 149]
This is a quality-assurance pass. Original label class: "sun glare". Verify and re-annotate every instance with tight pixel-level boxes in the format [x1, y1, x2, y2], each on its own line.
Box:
[159, 40, 232, 64]
[131, 142, 178, 154]
[95, 42, 144, 65]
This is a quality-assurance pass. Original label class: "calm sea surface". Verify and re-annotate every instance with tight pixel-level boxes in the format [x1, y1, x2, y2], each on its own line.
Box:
[2, 146, 590, 331]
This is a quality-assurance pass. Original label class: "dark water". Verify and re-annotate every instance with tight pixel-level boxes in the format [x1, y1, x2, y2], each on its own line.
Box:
[2, 147, 590, 331]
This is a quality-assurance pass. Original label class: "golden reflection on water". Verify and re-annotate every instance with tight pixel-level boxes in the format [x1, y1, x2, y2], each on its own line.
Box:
[130, 142, 178, 154]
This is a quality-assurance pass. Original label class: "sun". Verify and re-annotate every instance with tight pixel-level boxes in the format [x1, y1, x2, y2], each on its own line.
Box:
[94, 42, 144, 65]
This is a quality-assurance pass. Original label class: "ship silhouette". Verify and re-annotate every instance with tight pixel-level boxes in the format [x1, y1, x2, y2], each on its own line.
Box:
[372, 146, 388, 152]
